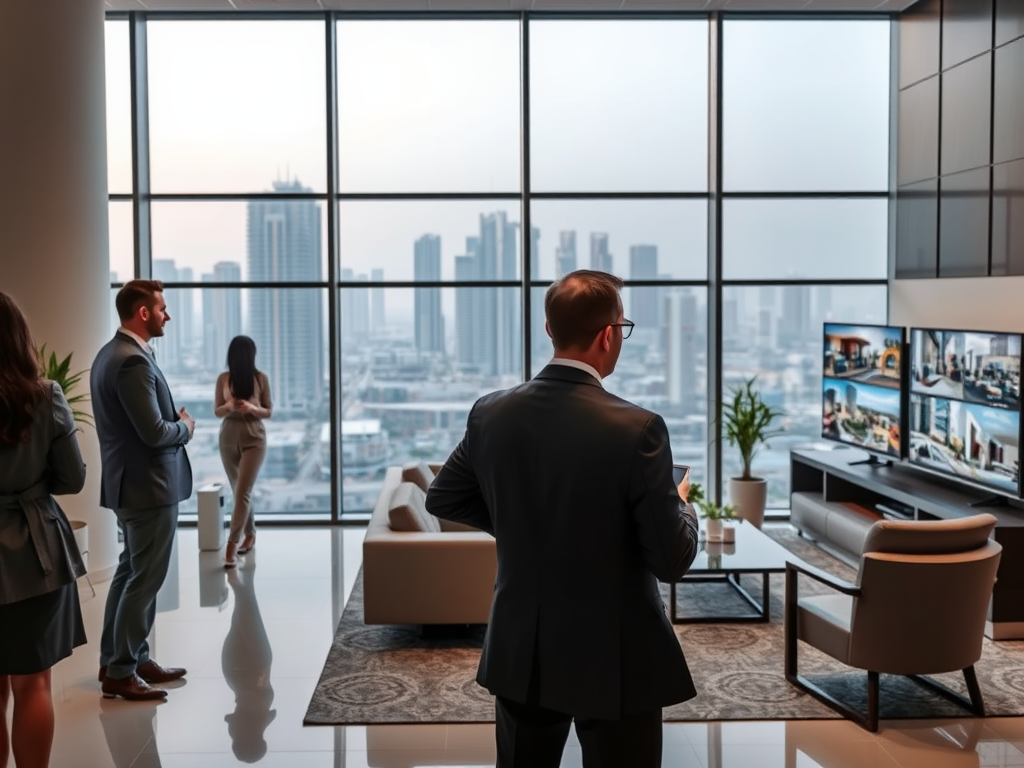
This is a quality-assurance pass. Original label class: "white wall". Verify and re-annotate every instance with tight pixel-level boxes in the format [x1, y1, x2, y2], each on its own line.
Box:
[890, 276, 1024, 332]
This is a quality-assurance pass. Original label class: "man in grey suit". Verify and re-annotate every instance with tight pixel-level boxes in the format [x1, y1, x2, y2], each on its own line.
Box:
[426, 270, 700, 768]
[91, 280, 196, 701]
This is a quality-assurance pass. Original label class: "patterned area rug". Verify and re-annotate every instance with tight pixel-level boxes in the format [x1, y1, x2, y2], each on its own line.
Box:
[304, 527, 1024, 724]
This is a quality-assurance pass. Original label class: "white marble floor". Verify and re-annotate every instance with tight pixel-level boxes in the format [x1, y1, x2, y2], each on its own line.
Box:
[17, 526, 1024, 767]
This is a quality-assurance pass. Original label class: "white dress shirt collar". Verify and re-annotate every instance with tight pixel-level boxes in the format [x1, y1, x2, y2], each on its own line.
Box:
[118, 327, 154, 356]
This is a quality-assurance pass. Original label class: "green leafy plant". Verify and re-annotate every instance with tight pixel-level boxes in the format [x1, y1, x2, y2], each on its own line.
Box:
[37, 345, 93, 430]
[686, 482, 735, 520]
[720, 376, 786, 481]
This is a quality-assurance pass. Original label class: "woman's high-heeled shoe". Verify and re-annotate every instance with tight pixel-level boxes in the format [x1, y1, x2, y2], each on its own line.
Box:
[224, 541, 239, 569]
[237, 534, 256, 555]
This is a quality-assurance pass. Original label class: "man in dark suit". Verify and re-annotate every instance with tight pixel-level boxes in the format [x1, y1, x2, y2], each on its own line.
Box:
[426, 270, 700, 767]
[91, 280, 196, 701]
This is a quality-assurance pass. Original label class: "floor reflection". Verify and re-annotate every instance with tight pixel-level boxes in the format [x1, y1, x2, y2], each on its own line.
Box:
[222, 563, 276, 763]
[99, 696, 163, 768]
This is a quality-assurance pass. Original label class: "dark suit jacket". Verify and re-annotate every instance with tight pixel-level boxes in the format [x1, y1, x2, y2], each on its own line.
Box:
[425, 364, 700, 720]
[90, 331, 193, 510]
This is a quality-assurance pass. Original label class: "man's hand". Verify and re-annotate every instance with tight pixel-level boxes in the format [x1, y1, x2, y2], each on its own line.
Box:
[179, 406, 196, 439]
[677, 475, 691, 505]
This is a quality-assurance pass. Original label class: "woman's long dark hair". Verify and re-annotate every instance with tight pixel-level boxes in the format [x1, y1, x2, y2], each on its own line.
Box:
[0, 292, 44, 445]
[226, 335, 258, 401]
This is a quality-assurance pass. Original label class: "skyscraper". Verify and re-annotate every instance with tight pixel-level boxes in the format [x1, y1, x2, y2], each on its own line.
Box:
[590, 232, 612, 273]
[413, 234, 444, 355]
[629, 245, 659, 330]
[555, 231, 577, 277]
[482, 211, 520, 377]
[201, 261, 242, 374]
[453, 212, 520, 377]
[779, 284, 811, 347]
[455, 238, 484, 371]
[370, 268, 385, 331]
[530, 226, 548, 368]
[247, 179, 324, 417]
[151, 259, 192, 375]
[665, 290, 699, 412]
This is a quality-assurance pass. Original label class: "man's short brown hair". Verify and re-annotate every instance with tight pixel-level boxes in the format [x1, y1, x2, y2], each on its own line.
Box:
[115, 279, 165, 322]
[544, 270, 624, 351]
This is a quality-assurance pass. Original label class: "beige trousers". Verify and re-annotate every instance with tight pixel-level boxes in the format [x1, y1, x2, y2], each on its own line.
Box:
[218, 417, 267, 545]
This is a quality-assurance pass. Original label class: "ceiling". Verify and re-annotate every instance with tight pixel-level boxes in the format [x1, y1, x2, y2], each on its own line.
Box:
[105, 0, 923, 14]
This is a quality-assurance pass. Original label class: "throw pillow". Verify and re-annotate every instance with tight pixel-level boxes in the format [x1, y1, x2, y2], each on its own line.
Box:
[401, 461, 436, 493]
[388, 481, 441, 533]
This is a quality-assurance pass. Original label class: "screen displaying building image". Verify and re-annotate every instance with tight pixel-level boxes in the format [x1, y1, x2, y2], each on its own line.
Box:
[909, 394, 1020, 496]
[822, 377, 901, 457]
[910, 329, 1021, 410]
[823, 323, 902, 389]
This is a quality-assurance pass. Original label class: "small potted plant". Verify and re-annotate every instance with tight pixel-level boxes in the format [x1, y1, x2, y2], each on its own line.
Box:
[720, 376, 785, 529]
[687, 482, 735, 542]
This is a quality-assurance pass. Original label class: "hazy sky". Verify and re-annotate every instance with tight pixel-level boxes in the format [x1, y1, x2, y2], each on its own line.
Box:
[103, 16, 892, 287]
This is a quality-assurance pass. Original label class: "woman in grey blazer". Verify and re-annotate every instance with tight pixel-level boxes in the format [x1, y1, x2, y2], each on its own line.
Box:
[0, 292, 87, 768]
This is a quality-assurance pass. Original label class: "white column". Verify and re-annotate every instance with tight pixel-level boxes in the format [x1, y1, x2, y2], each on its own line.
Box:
[0, 0, 117, 576]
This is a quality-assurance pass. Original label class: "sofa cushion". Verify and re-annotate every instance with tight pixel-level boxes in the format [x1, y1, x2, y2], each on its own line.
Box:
[388, 482, 441, 533]
[401, 461, 436, 493]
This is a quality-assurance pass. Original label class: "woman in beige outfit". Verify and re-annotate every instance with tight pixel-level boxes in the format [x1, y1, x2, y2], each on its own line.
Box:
[215, 336, 272, 568]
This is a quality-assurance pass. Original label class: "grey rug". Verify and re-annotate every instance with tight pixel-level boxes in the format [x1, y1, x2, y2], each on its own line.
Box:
[304, 528, 1024, 725]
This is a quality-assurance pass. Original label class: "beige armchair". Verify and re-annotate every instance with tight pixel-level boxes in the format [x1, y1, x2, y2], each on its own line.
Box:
[784, 513, 1001, 732]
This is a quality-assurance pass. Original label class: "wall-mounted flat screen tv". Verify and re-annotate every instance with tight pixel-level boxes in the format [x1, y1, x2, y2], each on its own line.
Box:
[908, 328, 1021, 499]
[821, 323, 906, 460]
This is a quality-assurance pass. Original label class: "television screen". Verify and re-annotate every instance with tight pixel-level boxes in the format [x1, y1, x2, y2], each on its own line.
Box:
[908, 328, 1022, 498]
[822, 323, 905, 458]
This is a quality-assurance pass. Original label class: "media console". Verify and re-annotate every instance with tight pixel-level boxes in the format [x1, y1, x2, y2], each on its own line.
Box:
[790, 447, 1024, 640]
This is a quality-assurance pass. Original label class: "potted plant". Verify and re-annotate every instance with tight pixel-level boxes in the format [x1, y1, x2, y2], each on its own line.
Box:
[687, 482, 735, 542]
[37, 345, 94, 588]
[37, 344, 93, 429]
[720, 376, 785, 529]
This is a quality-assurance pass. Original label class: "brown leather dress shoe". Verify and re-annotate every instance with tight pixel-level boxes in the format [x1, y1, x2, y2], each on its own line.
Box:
[99, 661, 187, 685]
[136, 660, 187, 684]
[101, 674, 168, 701]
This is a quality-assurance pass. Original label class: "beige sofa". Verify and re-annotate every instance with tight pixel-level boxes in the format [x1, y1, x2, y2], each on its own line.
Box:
[362, 463, 497, 625]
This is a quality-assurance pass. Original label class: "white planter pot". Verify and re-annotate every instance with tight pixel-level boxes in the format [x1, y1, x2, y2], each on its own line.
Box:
[705, 517, 724, 542]
[728, 478, 768, 529]
[722, 522, 736, 543]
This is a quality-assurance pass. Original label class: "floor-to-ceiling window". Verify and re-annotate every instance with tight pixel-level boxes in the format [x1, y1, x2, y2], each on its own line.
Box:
[106, 12, 891, 520]
[719, 18, 891, 507]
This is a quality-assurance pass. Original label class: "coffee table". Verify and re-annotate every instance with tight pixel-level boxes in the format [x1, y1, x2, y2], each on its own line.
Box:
[668, 519, 805, 623]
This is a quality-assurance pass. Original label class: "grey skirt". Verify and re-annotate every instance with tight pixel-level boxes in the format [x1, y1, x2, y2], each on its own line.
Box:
[0, 582, 86, 674]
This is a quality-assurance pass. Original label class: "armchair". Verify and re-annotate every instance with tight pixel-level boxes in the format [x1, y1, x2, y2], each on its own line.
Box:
[784, 513, 1001, 732]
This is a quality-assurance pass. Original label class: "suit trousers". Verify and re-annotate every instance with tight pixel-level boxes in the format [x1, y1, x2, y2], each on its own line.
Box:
[495, 695, 663, 768]
[219, 417, 267, 545]
[99, 503, 178, 679]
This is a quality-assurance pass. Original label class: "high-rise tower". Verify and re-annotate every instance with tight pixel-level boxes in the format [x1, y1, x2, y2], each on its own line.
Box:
[247, 179, 324, 417]
[629, 245, 659, 331]
[201, 261, 242, 373]
[590, 232, 612, 273]
[413, 234, 444, 355]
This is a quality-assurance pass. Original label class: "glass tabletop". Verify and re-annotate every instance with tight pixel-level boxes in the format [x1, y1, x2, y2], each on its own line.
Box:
[686, 519, 805, 574]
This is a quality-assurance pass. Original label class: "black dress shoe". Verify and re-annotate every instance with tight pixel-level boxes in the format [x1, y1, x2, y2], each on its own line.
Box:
[136, 660, 187, 684]
[101, 674, 168, 701]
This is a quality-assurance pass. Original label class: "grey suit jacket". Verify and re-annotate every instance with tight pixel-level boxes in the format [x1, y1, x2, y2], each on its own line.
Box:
[0, 381, 87, 604]
[426, 364, 700, 720]
[90, 331, 193, 510]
